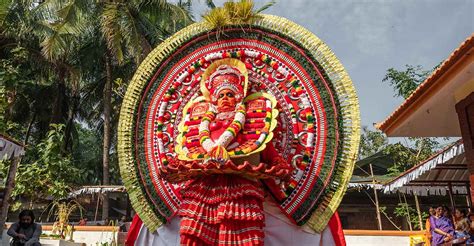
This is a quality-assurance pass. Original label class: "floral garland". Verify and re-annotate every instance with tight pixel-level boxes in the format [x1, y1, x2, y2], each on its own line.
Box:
[198, 103, 247, 153]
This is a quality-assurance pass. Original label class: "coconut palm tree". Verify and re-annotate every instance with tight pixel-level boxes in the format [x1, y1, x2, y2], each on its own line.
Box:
[31, 0, 193, 219]
[96, 0, 193, 220]
[1, 0, 193, 221]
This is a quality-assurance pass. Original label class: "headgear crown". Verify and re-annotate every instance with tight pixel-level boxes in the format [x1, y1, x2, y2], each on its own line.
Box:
[200, 58, 249, 102]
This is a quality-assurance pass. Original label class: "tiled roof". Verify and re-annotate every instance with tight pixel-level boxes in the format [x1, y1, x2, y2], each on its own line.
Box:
[382, 140, 466, 194]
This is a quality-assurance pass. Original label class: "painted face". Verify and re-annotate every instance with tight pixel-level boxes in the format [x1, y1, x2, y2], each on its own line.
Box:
[216, 89, 237, 112]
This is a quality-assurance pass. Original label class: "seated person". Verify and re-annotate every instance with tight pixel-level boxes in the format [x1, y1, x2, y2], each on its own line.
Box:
[430, 206, 454, 245]
[7, 209, 42, 246]
[454, 209, 472, 244]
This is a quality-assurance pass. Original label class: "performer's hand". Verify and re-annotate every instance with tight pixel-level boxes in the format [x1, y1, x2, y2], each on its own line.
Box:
[17, 233, 27, 240]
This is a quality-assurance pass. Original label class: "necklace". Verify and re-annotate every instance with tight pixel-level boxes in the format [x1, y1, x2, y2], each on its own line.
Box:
[216, 111, 236, 121]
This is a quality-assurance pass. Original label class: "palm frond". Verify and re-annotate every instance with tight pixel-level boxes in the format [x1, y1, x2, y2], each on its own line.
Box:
[134, 12, 162, 46]
[143, 0, 171, 10]
[31, 0, 92, 61]
[100, 3, 124, 63]
[121, 7, 142, 64]
[0, 0, 12, 25]
[169, 3, 194, 26]
[40, 31, 68, 60]
[137, 0, 193, 47]
[255, 0, 275, 13]
[205, 0, 216, 9]
[56, 0, 91, 35]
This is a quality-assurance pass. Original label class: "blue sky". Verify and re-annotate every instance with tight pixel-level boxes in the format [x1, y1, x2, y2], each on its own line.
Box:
[192, 0, 474, 128]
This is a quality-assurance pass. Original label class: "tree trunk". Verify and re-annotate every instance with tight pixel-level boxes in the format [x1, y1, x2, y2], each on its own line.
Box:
[64, 95, 79, 152]
[0, 114, 35, 237]
[140, 36, 152, 62]
[102, 55, 112, 220]
[51, 70, 66, 124]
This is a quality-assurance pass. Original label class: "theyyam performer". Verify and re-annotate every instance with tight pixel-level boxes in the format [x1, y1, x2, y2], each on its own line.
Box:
[118, 1, 360, 245]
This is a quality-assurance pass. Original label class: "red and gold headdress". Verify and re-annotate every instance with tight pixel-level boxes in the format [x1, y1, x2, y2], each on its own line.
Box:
[200, 58, 249, 102]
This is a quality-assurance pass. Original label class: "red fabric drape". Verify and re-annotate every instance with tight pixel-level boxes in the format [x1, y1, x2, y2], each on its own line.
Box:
[125, 214, 143, 246]
[179, 175, 265, 245]
[123, 211, 345, 245]
[328, 212, 346, 246]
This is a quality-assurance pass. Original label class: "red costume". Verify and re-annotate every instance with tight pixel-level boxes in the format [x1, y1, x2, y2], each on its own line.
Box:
[119, 9, 360, 246]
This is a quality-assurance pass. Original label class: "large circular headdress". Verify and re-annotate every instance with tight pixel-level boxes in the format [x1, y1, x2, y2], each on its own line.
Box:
[118, 13, 360, 233]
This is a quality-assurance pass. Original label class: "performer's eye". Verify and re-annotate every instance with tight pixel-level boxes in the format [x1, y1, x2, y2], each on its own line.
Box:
[219, 93, 225, 98]
[226, 93, 234, 98]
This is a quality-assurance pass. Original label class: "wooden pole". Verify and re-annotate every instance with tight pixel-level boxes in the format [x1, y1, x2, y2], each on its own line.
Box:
[369, 164, 383, 230]
[414, 194, 423, 230]
[466, 183, 472, 213]
[126, 193, 131, 219]
[402, 193, 413, 231]
[448, 183, 456, 210]
[0, 157, 21, 236]
[447, 183, 456, 214]
[94, 194, 101, 222]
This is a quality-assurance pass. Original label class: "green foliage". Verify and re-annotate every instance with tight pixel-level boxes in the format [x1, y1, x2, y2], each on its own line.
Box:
[0, 86, 10, 132]
[72, 126, 102, 184]
[376, 64, 445, 175]
[0, 0, 194, 189]
[12, 124, 81, 203]
[0, 47, 29, 87]
[0, 0, 12, 25]
[0, 46, 36, 138]
[383, 64, 432, 99]
[359, 126, 388, 159]
[358, 127, 439, 176]
[0, 1, 195, 220]
[383, 137, 439, 176]
[394, 202, 429, 230]
[203, 0, 274, 30]
[71, 125, 120, 185]
[103, 0, 192, 61]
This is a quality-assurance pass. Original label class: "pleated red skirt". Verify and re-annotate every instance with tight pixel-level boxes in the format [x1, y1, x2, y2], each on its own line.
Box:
[178, 175, 265, 245]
